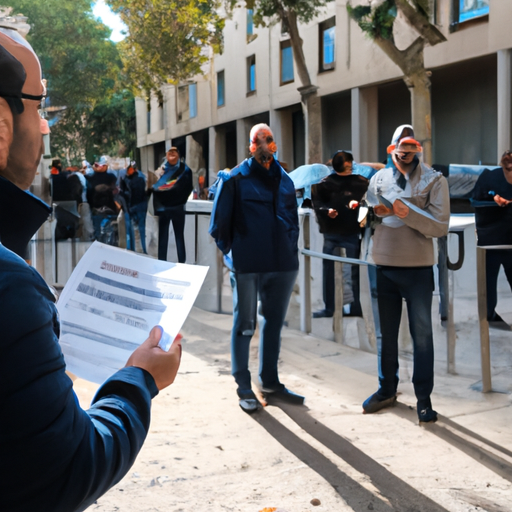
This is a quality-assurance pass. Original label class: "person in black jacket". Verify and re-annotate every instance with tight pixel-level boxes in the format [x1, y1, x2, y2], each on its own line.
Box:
[471, 150, 512, 327]
[121, 162, 148, 253]
[311, 150, 369, 318]
[152, 147, 193, 262]
[0, 31, 182, 512]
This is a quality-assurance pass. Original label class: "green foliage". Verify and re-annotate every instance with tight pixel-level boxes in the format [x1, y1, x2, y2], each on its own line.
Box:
[106, 0, 225, 96]
[230, 0, 334, 28]
[1, 0, 136, 161]
[347, 0, 397, 41]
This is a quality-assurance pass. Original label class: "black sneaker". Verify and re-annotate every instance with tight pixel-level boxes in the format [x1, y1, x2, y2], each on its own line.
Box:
[417, 407, 438, 423]
[362, 391, 397, 414]
[261, 384, 305, 405]
[312, 309, 333, 318]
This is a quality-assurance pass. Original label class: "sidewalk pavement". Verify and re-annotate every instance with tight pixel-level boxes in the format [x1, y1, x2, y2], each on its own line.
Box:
[76, 303, 512, 511]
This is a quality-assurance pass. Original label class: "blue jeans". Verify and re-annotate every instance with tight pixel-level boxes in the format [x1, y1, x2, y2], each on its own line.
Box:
[230, 270, 298, 392]
[376, 266, 434, 403]
[125, 202, 147, 253]
[322, 233, 361, 314]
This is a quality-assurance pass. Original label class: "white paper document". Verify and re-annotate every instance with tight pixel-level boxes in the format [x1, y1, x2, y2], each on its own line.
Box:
[57, 242, 209, 384]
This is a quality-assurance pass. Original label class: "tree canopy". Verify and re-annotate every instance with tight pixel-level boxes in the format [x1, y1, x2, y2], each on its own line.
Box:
[2, 0, 136, 163]
[106, 0, 225, 98]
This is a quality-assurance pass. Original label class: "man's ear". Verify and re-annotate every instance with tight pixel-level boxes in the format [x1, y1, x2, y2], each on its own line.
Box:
[0, 98, 14, 172]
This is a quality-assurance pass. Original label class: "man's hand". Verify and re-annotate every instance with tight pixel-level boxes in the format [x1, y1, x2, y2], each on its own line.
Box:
[392, 200, 410, 218]
[328, 208, 338, 218]
[373, 204, 393, 217]
[125, 326, 182, 391]
[494, 194, 512, 207]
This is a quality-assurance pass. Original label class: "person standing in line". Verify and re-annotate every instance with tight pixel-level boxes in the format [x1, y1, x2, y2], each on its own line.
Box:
[151, 147, 193, 262]
[209, 123, 304, 413]
[363, 126, 450, 423]
[86, 155, 118, 241]
[312, 150, 369, 318]
[471, 150, 512, 328]
[121, 161, 148, 253]
[0, 30, 182, 512]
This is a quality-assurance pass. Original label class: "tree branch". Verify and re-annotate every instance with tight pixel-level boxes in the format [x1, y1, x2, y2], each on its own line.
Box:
[395, 0, 446, 46]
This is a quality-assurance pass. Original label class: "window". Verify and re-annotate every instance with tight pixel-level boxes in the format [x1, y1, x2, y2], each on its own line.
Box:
[280, 40, 294, 85]
[177, 82, 197, 122]
[319, 17, 335, 72]
[217, 70, 225, 107]
[451, 0, 488, 29]
[456, 0, 488, 23]
[246, 9, 255, 43]
[189, 83, 197, 118]
[247, 55, 256, 95]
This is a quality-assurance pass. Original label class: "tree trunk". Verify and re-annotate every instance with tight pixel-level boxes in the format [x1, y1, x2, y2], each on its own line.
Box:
[282, 8, 323, 165]
[301, 88, 323, 164]
[408, 72, 432, 164]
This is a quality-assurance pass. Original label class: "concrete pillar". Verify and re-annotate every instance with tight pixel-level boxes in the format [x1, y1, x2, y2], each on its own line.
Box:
[150, 97, 163, 133]
[208, 126, 221, 186]
[270, 108, 293, 170]
[140, 145, 155, 173]
[497, 49, 512, 160]
[351, 86, 379, 163]
[236, 118, 249, 164]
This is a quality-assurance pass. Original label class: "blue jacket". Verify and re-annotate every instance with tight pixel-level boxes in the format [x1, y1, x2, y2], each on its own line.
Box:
[0, 177, 157, 512]
[209, 157, 299, 273]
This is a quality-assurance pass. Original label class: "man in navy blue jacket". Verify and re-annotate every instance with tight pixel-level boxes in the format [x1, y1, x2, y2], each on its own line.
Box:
[209, 123, 304, 413]
[0, 30, 182, 512]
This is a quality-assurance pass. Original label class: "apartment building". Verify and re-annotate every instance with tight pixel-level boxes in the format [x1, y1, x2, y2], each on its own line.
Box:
[135, 0, 510, 187]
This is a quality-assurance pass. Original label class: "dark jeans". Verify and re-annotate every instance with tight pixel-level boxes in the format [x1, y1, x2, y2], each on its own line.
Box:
[230, 270, 298, 392]
[486, 249, 512, 320]
[157, 205, 186, 262]
[376, 266, 435, 403]
[322, 233, 361, 314]
[125, 202, 147, 253]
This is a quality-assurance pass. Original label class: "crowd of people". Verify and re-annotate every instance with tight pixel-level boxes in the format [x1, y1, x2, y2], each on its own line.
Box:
[1, 27, 511, 512]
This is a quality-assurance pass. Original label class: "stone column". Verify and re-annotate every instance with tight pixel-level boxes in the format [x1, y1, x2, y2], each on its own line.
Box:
[236, 118, 249, 164]
[497, 49, 512, 160]
[351, 86, 379, 163]
[208, 126, 221, 186]
[270, 108, 293, 170]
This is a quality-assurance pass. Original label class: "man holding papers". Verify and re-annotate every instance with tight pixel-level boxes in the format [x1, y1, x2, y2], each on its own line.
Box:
[363, 125, 450, 423]
[0, 30, 181, 512]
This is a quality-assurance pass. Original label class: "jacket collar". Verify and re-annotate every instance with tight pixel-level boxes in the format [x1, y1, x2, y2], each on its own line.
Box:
[0, 175, 51, 257]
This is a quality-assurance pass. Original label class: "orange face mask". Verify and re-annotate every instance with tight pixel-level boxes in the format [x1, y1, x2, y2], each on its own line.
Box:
[250, 128, 277, 169]
[127, 166, 136, 176]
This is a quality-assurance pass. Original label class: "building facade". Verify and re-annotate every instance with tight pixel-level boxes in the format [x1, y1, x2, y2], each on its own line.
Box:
[135, 0, 510, 187]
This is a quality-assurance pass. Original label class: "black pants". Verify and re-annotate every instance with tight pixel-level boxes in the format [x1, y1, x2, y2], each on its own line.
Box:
[157, 205, 186, 262]
[486, 249, 512, 320]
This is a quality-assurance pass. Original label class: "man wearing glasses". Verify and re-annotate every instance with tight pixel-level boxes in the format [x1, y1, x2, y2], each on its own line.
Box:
[0, 30, 182, 512]
[362, 124, 450, 423]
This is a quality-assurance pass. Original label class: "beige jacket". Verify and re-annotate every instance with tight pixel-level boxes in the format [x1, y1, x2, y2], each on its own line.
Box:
[368, 162, 450, 267]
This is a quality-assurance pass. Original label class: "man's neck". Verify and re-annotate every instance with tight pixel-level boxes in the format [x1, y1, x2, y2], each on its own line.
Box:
[254, 155, 273, 170]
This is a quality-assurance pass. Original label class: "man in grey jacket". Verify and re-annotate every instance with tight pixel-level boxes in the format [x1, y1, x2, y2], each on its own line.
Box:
[363, 125, 450, 423]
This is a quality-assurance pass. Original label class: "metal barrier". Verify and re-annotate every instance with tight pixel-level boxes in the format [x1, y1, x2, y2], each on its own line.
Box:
[299, 210, 375, 345]
[476, 245, 512, 393]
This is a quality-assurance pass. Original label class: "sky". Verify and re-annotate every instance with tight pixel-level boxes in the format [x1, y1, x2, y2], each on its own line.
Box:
[92, 0, 127, 43]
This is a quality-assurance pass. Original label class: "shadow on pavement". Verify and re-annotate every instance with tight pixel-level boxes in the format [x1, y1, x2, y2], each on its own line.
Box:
[253, 401, 449, 512]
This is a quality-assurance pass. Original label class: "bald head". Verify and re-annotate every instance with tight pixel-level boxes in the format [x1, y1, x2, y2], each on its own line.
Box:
[249, 123, 277, 169]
